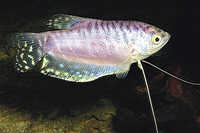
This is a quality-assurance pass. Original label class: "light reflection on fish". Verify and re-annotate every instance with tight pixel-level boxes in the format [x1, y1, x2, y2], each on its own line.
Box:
[4, 14, 170, 82]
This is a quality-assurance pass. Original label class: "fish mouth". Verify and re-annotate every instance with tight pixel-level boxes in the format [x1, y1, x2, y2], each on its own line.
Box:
[163, 32, 171, 45]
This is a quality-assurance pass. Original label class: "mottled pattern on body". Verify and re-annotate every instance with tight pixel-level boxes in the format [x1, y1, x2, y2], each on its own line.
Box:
[4, 14, 170, 82]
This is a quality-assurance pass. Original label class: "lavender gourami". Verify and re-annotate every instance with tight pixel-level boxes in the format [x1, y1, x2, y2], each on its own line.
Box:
[4, 14, 170, 82]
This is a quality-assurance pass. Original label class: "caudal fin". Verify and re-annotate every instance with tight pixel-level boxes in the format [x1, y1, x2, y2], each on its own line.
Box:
[4, 33, 44, 72]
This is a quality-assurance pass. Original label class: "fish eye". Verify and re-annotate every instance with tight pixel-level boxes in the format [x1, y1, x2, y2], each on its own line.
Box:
[152, 34, 162, 45]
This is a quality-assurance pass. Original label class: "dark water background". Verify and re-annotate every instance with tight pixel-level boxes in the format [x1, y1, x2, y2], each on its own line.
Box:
[0, 0, 200, 133]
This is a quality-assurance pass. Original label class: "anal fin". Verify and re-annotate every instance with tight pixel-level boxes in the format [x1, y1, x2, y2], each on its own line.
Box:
[40, 54, 118, 82]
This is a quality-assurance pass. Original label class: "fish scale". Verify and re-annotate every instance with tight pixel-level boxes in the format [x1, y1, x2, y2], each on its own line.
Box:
[4, 14, 170, 82]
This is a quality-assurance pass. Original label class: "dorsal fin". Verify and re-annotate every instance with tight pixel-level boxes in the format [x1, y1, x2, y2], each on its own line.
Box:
[45, 14, 96, 30]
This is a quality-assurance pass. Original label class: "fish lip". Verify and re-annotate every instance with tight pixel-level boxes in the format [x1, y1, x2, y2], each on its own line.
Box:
[162, 33, 171, 45]
[162, 33, 171, 47]
[166, 33, 171, 42]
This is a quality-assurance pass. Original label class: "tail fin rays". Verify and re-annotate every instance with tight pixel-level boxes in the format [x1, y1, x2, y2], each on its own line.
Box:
[4, 33, 44, 72]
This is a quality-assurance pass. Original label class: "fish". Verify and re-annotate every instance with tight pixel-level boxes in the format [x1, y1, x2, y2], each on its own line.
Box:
[4, 14, 171, 82]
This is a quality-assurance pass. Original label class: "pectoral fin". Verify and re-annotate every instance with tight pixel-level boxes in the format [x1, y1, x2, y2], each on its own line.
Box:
[115, 54, 133, 78]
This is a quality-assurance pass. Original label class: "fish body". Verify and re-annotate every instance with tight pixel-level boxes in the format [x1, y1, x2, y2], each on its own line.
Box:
[4, 14, 170, 82]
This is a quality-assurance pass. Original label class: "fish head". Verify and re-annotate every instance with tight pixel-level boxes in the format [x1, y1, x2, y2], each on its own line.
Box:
[133, 23, 171, 59]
